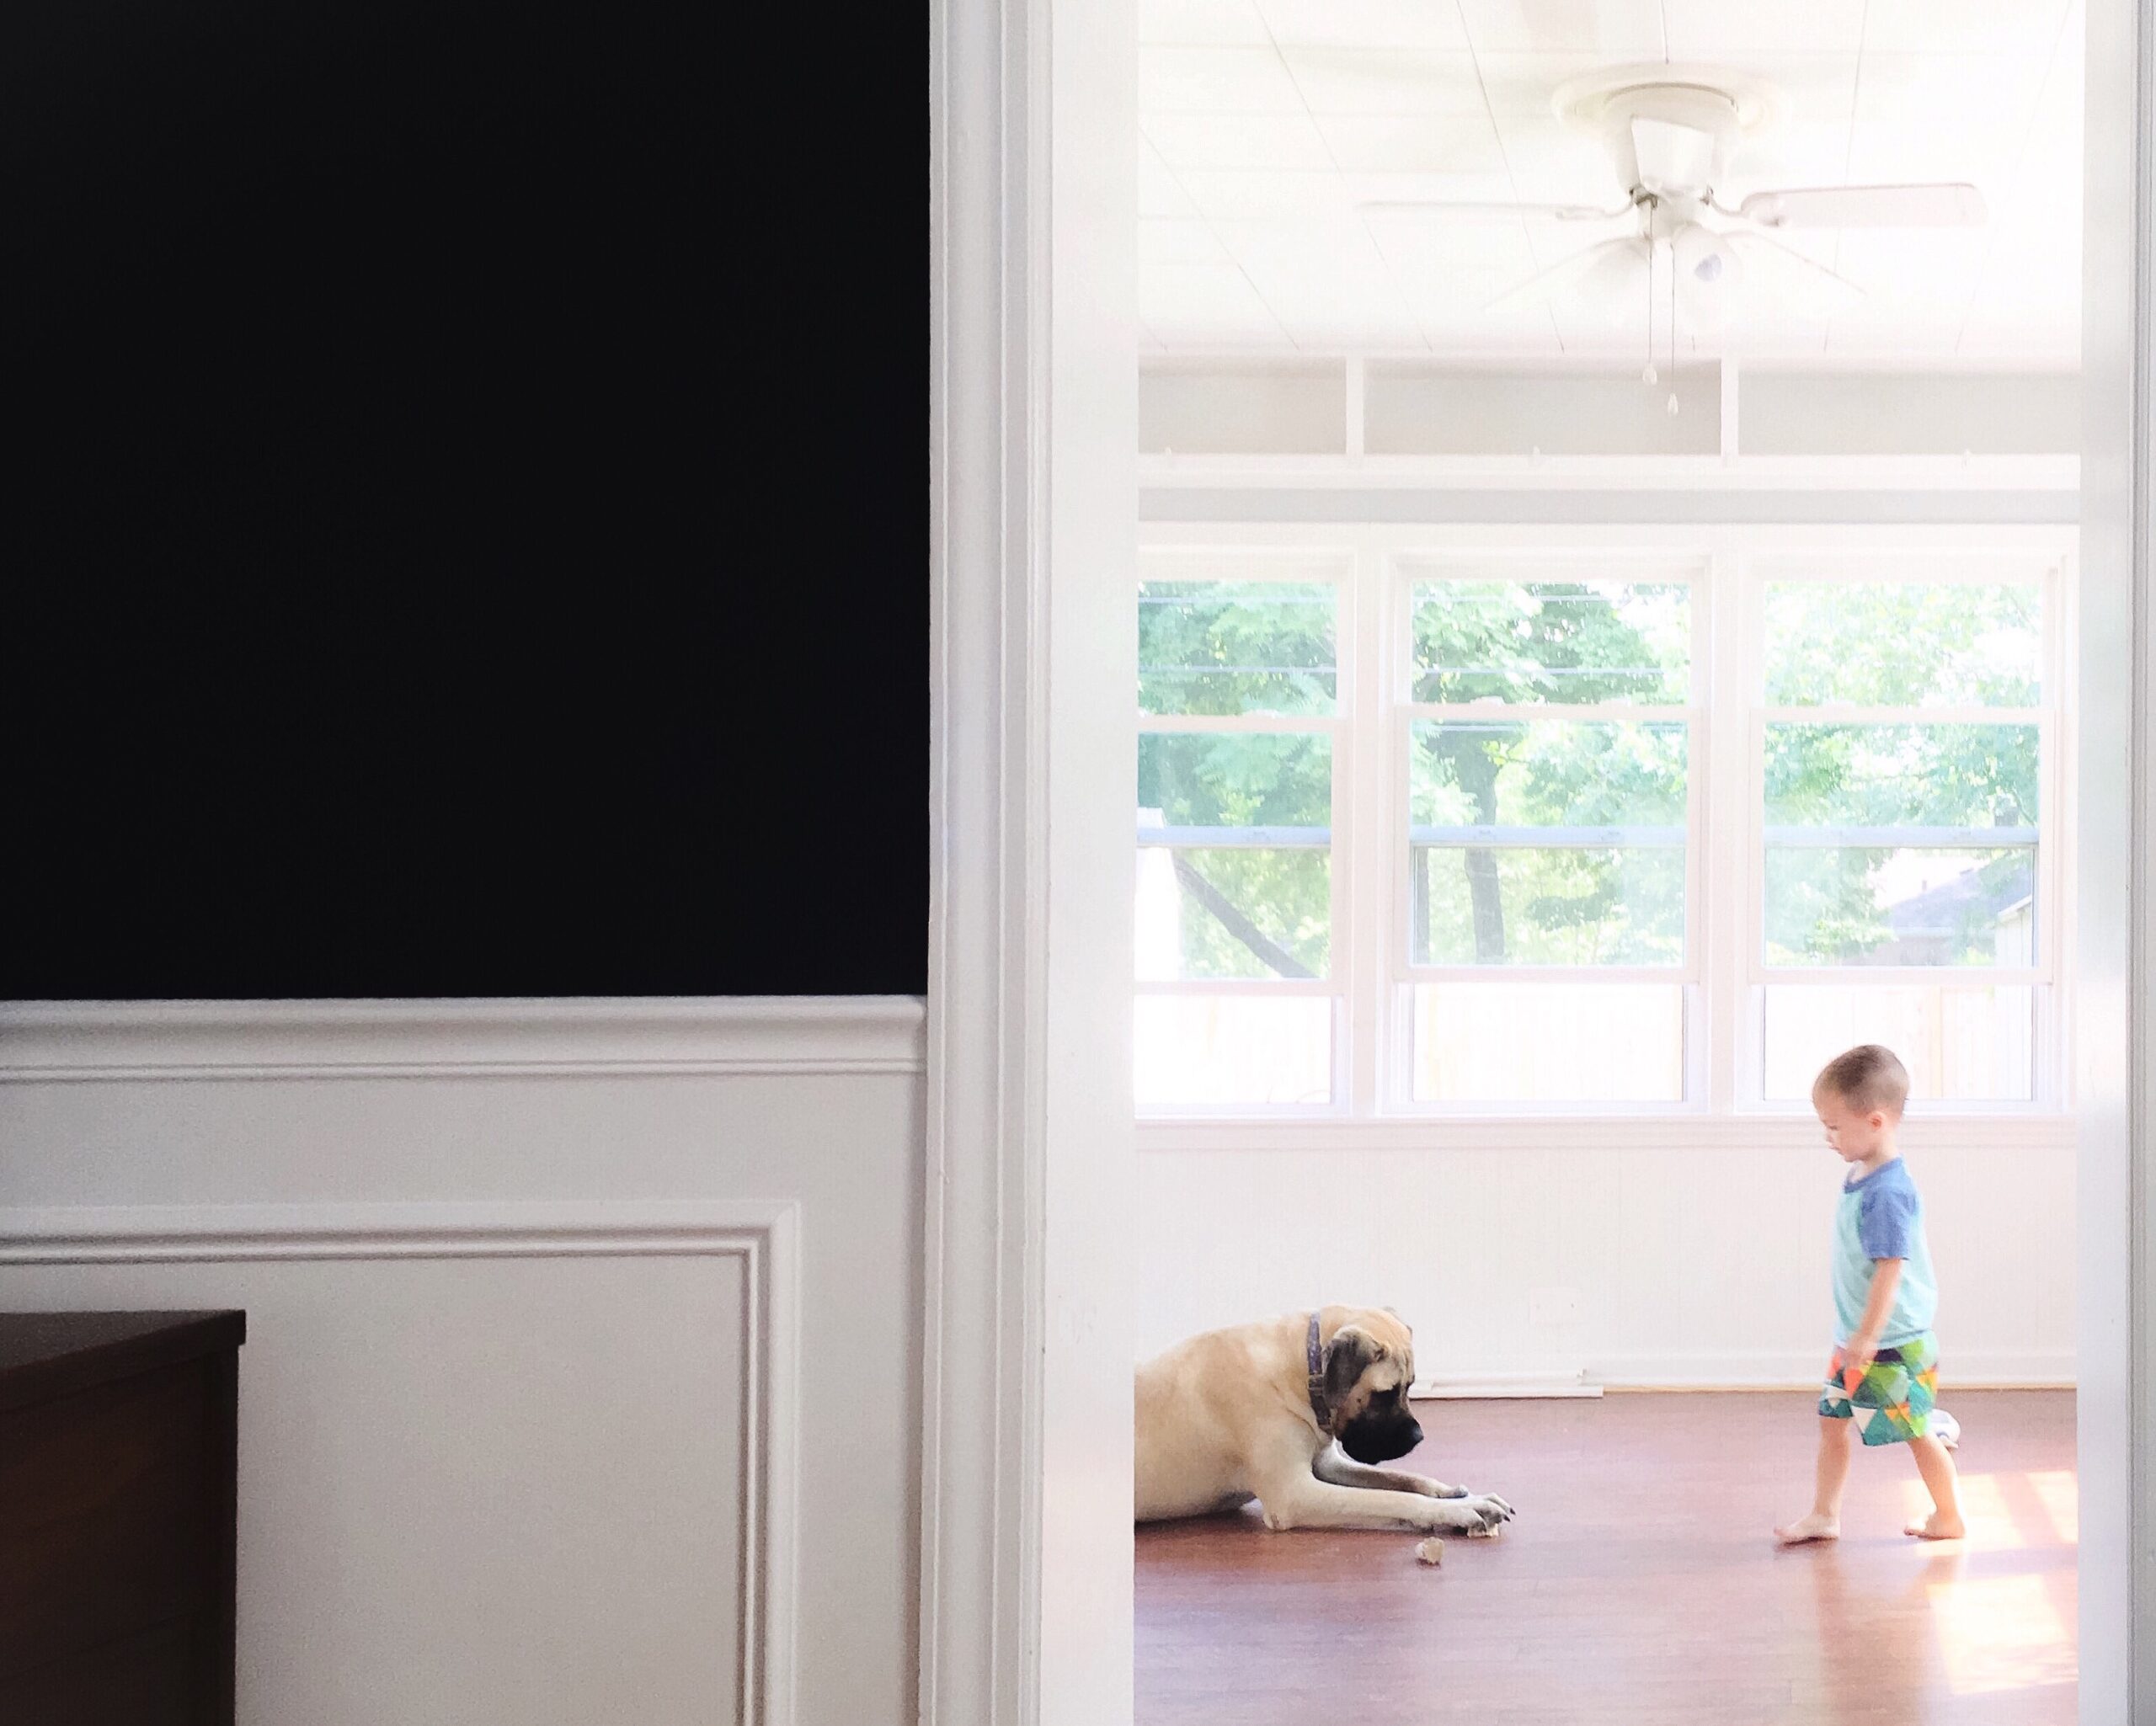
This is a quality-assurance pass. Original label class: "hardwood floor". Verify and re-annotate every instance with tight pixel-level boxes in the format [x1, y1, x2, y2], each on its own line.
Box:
[1136, 1390, 2074, 1726]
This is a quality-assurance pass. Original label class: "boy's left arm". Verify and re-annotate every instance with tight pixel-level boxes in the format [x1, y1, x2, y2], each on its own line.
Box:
[1844, 1257, 1908, 1375]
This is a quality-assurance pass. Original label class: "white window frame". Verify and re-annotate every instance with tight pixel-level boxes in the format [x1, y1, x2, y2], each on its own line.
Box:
[1134, 521, 2079, 1132]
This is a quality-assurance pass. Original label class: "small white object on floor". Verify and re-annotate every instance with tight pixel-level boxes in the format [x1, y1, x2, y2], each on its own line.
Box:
[1416, 1537, 1444, 1566]
[1933, 1408, 1961, 1450]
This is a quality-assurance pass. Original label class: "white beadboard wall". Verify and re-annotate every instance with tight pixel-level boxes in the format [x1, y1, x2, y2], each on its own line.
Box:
[0, 998, 926, 1726]
[1136, 1125, 2076, 1388]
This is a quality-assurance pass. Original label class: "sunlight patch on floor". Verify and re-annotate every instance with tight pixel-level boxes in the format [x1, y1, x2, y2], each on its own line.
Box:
[2027, 1469, 2078, 1544]
[1926, 1571, 2077, 1697]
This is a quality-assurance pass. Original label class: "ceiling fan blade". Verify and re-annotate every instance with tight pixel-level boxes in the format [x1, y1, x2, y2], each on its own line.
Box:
[1724, 232, 1866, 319]
[1484, 237, 1646, 314]
[1361, 198, 1636, 224]
[1737, 183, 1986, 229]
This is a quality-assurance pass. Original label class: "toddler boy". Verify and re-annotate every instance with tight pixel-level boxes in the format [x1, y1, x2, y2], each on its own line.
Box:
[1774, 1044, 1965, 1544]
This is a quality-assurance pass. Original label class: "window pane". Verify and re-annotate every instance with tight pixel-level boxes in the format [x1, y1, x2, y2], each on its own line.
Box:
[1765, 723, 2038, 828]
[1410, 983, 1683, 1102]
[1408, 719, 1686, 966]
[1764, 847, 2036, 967]
[1139, 732, 1331, 983]
[1412, 847, 1684, 966]
[1764, 722, 2037, 969]
[1411, 580, 1689, 704]
[1139, 580, 1337, 716]
[1763, 984, 2035, 1102]
[1141, 731, 1331, 827]
[1137, 845, 1330, 981]
[1135, 994, 1334, 1107]
[1764, 583, 2041, 706]
[1411, 720, 1687, 828]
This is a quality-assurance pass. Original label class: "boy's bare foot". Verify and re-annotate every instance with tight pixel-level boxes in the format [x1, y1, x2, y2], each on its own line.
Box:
[1774, 1513, 1840, 1545]
[1904, 1514, 1966, 1540]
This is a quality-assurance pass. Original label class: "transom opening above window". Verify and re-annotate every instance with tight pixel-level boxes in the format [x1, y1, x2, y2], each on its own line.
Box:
[1132, 534, 2072, 1121]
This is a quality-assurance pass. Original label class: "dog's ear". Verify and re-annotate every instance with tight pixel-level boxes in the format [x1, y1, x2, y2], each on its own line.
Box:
[1322, 1324, 1380, 1407]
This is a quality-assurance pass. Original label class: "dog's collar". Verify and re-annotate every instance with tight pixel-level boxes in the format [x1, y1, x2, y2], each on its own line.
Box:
[1305, 1311, 1331, 1432]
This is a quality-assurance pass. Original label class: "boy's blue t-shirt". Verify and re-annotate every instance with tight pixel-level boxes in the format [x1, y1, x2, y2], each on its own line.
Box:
[1832, 1156, 1937, 1347]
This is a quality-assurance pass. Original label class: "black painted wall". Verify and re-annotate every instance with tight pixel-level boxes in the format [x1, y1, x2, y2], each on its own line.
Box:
[1, 0, 926, 998]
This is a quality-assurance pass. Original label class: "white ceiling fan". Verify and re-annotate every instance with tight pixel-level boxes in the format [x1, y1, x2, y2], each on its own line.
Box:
[1363, 66, 1988, 333]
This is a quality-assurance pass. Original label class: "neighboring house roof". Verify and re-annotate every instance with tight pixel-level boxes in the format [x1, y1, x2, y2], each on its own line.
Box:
[1885, 863, 2031, 939]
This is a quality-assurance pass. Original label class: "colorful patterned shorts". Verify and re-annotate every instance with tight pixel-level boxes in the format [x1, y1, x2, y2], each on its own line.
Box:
[1818, 1333, 1940, 1446]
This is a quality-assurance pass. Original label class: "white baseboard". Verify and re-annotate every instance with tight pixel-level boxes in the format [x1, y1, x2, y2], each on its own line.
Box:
[1420, 1385, 1606, 1400]
[1417, 1371, 1602, 1399]
[1416, 1351, 2076, 1392]
[1583, 1350, 2077, 1389]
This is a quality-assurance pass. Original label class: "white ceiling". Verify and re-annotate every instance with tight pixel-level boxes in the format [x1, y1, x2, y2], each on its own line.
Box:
[1139, 0, 2084, 364]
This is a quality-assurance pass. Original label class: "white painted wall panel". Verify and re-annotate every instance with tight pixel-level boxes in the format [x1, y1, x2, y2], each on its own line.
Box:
[0, 1001, 925, 1726]
[1135, 1136, 2074, 1387]
[1, 1253, 744, 1724]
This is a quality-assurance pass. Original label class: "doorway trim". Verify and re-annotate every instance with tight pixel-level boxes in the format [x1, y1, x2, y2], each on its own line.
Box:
[926, 0, 1137, 1720]
[2080, 0, 2153, 1718]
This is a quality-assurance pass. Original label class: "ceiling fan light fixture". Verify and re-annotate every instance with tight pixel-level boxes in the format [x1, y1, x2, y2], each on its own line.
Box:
[1670, 221, 1742, 333]
[1672, 222, 1742, 293]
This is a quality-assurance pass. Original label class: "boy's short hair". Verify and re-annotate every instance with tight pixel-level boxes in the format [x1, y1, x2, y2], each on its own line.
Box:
[1812, 1044, 1909, 1117]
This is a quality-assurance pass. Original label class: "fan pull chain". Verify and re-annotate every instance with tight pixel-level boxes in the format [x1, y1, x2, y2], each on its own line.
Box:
[1667, 248, 1680, 417]
[1641, 238, 1657, 386]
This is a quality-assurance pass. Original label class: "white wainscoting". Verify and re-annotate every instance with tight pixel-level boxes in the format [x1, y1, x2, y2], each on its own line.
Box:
[0, 999, 925, 1726]
[1136, 1126, 2076, 1390]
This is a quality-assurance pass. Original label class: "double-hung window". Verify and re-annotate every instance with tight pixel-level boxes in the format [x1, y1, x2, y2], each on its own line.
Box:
[1133, 529, 2072, 1119]
[1749, 559, 2059, 1104]
[1399, 562, 1697, 1105]
[1134, 550, 1346, 1110]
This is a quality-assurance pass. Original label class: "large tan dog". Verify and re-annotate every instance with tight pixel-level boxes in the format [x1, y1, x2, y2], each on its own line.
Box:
[1135, 1306, 1515, 1536]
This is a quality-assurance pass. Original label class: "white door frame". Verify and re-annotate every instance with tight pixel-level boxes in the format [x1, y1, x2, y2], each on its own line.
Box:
[926, 0, 1136, 1722]
[927, 0, 2153, 1719]
[2079, 0, 2152, 1718]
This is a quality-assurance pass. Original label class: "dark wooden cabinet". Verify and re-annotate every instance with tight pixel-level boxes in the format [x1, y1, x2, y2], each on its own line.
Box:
[0, 1312, 244, 1725]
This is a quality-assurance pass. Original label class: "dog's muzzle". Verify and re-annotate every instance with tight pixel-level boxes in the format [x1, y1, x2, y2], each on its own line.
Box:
[1339, 1412, 1423, 1466]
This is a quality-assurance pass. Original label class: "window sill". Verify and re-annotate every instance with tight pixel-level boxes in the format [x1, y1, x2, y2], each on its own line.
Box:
[1136, 1111, 2076, 1153]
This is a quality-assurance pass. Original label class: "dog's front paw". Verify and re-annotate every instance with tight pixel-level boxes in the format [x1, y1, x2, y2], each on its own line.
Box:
[1422, 1480, 1470, 1499]
[1456, 1493, 1515, 1537]
[1429, 1493, 1514, 1536]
